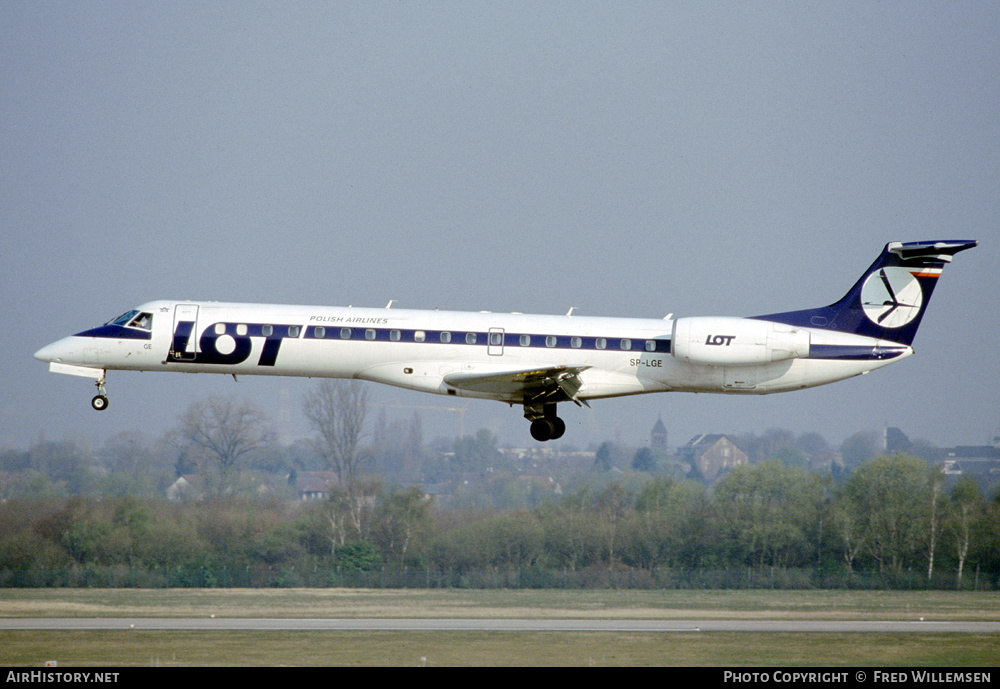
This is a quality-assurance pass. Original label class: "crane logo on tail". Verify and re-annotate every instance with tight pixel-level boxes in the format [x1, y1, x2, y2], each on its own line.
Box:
[860, 267, 925, 328]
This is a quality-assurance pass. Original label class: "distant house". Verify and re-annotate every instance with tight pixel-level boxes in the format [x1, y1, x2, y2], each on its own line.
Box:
[166, 475, 203, 502]
[808, 449, 844, 473]
[932, 446, 1000, 495]
[678, 434, 748, 482]
[294, 471, 338, 501]
[886, 427, 1000, 495]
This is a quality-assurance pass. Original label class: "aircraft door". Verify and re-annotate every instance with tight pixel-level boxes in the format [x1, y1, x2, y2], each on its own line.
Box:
[488, 328, 504, 356]
[170, 304, 200, 361]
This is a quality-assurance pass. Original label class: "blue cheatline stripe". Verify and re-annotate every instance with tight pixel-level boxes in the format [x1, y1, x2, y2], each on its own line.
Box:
[74, 320, 904, 362]
[303, 325, 672, 354]
[807, 344, 909, 361]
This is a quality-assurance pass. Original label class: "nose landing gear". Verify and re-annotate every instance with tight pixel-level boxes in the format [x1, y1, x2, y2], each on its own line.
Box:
[91, 374, 109, 411]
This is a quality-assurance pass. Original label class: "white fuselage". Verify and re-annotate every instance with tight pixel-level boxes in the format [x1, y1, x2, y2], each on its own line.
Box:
[35, 299, 911, 404]
[34, 239, 975, 441]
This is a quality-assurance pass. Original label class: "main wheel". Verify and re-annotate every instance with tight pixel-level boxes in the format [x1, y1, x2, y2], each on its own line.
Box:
[529, 417, 566, 442]
[530, 418, 555, 442]
[91, 395, 109, 411]
[550, 416, 566, 440]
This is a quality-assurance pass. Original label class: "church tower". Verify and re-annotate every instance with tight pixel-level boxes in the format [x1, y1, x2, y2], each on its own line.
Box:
[651, 415, 667, 449]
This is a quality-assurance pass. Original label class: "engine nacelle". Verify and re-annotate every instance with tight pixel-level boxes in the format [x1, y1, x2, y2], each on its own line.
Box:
[671, 317, 810, 366]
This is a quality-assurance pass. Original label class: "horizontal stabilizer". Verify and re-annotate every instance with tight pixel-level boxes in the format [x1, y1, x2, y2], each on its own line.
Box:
[888, 240, 978, 263]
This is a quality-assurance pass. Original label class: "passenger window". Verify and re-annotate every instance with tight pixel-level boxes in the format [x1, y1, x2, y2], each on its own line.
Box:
[215, 323, 226, 335]
[262, 325, 274, 337]
[490, 332, 503, 346]
[596, 338, 606, 350]
[520, 334, 531, 346]
[441, 332, 452, 343]
[571, 337, 582, 349]
[365, 329, 376, 340]
[390, 330, 401, 341]
[414, 331, 426, 342]
[546, 336, 557, 348]
[645, 340, 656, 352]
[314, 327, 324, 339]
[289, 326, 300, 338]
[466, 332, 477, 344]
[236, 324, 248, 336]
[340, 328, 352, 339]
[620, 339, 631, 350]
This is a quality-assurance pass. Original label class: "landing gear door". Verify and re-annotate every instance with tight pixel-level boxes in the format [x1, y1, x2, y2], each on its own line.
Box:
[170, 304, 200, 361]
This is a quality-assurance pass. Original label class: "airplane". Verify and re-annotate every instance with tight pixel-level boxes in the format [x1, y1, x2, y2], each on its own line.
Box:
[35, 240, 976, 442]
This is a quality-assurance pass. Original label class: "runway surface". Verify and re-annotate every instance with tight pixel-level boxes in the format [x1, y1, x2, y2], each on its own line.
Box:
[3, 618, 999, 633]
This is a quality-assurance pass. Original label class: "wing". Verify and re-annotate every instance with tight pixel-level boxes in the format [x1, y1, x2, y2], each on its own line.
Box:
[443, 365, 591, 407]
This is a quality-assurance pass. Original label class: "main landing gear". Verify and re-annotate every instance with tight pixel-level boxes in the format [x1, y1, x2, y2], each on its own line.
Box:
[91, 374, 109, 411]
[526, 403, 565, 442]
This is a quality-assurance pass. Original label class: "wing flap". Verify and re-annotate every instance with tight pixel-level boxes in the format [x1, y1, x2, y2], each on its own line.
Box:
[444, 365, 591, 406]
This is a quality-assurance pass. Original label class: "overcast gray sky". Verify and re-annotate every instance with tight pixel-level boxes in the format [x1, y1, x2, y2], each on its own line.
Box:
[3, 2, 998, 453]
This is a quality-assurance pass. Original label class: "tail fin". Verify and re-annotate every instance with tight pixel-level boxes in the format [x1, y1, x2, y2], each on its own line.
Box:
[754, 240, 977, 345]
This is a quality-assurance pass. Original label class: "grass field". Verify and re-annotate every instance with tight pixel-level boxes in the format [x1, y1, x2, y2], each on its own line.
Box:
[2, 588, 999, 667]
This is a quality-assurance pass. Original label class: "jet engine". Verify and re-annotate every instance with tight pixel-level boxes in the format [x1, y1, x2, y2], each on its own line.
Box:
[671, 317, 810, 366]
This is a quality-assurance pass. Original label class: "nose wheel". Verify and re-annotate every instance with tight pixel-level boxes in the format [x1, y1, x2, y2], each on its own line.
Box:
[91, 375, 109, 411]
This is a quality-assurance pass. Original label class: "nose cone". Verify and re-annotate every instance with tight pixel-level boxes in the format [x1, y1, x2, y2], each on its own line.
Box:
[34, 336, 81, 363]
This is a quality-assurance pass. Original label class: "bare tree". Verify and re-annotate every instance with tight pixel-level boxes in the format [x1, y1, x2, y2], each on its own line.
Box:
[947, 476, 984, 589]
[927, 465, 945, 582]
[303, 380, 370, 486]
[304, 380, 373, 542]
[173, 395, 268, 495]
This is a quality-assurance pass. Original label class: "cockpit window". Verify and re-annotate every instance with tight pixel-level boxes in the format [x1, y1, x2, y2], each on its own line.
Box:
[108, 310, 139, 326]
[106, 310, 152, 330]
